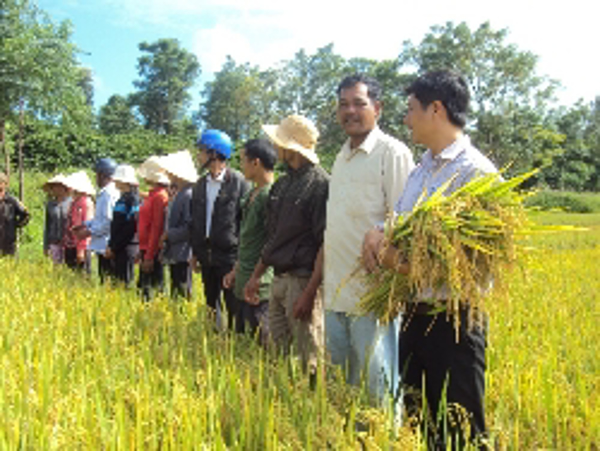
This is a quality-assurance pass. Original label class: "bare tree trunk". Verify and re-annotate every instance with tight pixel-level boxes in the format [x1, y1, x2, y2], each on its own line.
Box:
[18, 99, 25, 201]
[0, 118, 8, 182]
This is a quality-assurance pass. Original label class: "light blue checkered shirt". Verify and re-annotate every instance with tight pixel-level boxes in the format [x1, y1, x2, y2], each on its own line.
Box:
[394, 135, 498, 301]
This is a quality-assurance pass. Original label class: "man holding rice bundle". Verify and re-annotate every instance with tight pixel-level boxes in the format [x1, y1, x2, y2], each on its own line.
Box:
[362, 70, 496, 448]
[324, 74, 414, 405]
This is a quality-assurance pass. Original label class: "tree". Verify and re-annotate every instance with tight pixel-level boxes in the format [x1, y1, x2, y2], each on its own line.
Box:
[399, 21, 560, 176]
[131, 38, 200, 135]
[200, 56, 268, 144]
[98, 94, 140, 135]
[0, 0, 91, 195]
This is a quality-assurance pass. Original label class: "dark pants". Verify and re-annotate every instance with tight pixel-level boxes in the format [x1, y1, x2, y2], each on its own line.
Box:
[98, 254, 115, 284]
[170, 262, 192, 300]
[239, 299, 269, 343]
[137, 252, 164, 302]
[114, 249, 136, 287]
[64, 247, 91, 274]
[201, 264, 241, 332]
[399, 306, 487, 450]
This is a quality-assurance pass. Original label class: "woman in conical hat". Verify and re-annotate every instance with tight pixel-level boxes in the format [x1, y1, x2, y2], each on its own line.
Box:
[62, 171, 95, 273]
[137, 157, 170, 301]
[157, 150, 198, 300]
[42, 173, 72, 264]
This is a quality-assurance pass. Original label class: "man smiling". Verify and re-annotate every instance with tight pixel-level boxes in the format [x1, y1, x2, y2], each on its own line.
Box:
[324, 74, 414, 404]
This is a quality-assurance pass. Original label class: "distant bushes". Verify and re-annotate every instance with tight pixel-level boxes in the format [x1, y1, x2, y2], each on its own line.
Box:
[525, 190, 600, 213]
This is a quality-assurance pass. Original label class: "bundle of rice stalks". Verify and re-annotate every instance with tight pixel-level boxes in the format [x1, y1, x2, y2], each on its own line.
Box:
[358, 169, 579, 331]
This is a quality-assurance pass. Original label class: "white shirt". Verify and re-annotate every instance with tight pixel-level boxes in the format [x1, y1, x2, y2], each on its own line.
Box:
[324, 127, 415, 313]
[85, 181, 119, 254]
[205, 169, 226, 237]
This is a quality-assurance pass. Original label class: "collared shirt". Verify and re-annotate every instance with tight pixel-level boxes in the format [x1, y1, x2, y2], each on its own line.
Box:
[324, 127, 415, 313]
[85, 182, 120, 254]
[395, 135, 497, 214]
[394, 135, 498, 300]
[205, 170, 226, 237]
[262, 164, 329, 275]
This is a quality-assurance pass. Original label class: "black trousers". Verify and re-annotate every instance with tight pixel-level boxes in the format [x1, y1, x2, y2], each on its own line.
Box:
[98, 254, 115, 284]
[239, 299, 269, 342]
[399, 306, 487, 450]
[170, 262, 192, 300]
[137, 252, 164, 302]
[200, 264, 242, 332]
[114, 249, 136, 287]
[64, 247, 91, 274]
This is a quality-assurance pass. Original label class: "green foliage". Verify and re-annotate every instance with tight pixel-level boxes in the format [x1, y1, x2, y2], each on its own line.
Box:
[400, 21, 563, 177]
[525, 190, 600, 213]
[98, 94, 140, 135]
[131, 38, 200, 135]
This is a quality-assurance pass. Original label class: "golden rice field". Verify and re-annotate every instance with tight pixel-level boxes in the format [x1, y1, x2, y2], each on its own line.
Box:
[1, 174, 599, 449]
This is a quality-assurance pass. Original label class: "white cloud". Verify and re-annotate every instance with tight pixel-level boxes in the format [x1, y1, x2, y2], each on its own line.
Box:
[97, 0, 598, 104]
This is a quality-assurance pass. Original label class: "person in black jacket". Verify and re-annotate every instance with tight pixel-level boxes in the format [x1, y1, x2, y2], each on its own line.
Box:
[104, 165, 140, 287]
[0, 171, 30, 257]
[190, 130, 250, 331]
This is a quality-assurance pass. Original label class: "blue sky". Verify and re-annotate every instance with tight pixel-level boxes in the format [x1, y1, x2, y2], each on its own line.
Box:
[39, 0, 598, 113]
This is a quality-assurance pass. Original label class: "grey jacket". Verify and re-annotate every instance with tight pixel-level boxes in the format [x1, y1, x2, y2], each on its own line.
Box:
[162, 185, 192, 264]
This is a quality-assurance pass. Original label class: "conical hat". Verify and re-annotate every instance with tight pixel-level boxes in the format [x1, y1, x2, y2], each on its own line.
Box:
[159, 150, 198, 183]
[138, 156, 170, 185]
[43, 173, 69, 191]
[63, 171, 95, 196]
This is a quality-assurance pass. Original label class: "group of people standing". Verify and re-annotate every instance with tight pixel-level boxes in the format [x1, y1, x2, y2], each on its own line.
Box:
[2, 69, 497, 449]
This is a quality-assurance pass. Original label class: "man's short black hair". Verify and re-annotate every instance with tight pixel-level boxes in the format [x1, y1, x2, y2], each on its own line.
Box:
[405, 70, 470, 128]
[243, 138, 277, 171]
[337, 73, 382, 103]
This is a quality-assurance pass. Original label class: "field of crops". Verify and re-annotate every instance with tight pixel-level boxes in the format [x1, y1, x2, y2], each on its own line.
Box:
[1, 174, 599, 449]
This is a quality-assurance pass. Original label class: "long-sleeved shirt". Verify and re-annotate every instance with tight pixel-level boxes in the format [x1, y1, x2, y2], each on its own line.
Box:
[43, 197, 71, 252]
[138, 186, 169, 261]
[261, 163, 329, 275]
[0, 193, 30, 256]
[324, 127, 415, 313]
[163, 185, 192, 264]
[394, 135, 498, 301]
[85, 182, 120, 255]
[63, 195, 94, 252]
[108, 191, 139, 254]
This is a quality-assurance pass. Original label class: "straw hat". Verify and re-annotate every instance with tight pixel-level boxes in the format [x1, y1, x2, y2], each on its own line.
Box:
[112, 164, 139, 186]
[158, 150, 198, 183]
[138, 156, 170, 185]
[262, 114, 320, 164]
[43, 173, 69, 192]
[63, 171, 96, 196]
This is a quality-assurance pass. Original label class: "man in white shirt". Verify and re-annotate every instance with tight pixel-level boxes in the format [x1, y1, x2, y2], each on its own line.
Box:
[324, 74, 415, 404]
[74, 157, 120, 283]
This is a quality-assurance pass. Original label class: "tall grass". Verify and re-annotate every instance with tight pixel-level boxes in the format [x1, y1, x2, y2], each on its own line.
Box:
[2, 172, 599, 449]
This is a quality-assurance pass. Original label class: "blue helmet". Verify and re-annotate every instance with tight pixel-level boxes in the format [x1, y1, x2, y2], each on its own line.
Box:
[197, 129, 233, 160]
[95, 157, 118, 176]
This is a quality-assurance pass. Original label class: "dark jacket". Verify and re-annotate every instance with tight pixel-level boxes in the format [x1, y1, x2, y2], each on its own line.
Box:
[43, 197, 71, 252]
[261, 164, 329, 275]
[163, 185, 192, 263]
[108, 191, 140, 255]
[190, 168, 250, 268]
[0, 193, 30, 256]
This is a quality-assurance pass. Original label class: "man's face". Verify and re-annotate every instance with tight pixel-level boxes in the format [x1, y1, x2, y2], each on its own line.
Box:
[337, 82, 381, 140]
[240, 148, 255, 180]
[404, 94, 434, 145]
